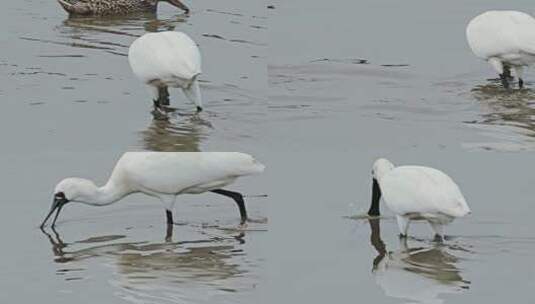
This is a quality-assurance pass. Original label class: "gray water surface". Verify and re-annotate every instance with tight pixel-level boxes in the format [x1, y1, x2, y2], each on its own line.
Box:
[2, 0, 535, 303]
[0, 0, 266, 303]
[263, 0, 535, 303]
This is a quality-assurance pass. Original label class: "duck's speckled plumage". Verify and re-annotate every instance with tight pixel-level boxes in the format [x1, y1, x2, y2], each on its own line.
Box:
[57, 0, 189, 16]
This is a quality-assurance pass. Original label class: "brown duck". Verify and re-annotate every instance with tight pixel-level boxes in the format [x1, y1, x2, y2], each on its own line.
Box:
[57, 0, 189, 16]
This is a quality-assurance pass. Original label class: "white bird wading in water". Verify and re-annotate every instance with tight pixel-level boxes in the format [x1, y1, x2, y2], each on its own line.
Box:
[40, 152, 265, 228]
[368, 158, 471, 241]
[466, 10, 535, 89]
[128, 31, 203, 112]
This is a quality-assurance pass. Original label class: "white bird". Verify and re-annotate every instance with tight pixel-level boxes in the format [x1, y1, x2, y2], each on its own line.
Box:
[368, 158, 471, 240]
[128, 31, 203, 111]
[466, 10, 535, 89]
[40, 152, 265, 228]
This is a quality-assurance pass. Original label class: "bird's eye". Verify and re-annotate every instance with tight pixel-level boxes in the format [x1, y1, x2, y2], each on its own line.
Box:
[55, 192, 66, 200]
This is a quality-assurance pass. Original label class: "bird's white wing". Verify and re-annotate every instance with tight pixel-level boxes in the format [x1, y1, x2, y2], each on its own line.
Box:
[466, 11, 520, 58]
[116, 152, 263, 194]
[128, 32, 201, 84]
[381, 166, 468, 217]
[467, 11, 535, 58]
[155, 32, 201, 79]
[509, 11, 535, 55]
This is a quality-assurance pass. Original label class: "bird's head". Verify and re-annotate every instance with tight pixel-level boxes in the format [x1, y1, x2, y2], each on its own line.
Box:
[40, 178, 97, 228]
[372, 158, 394, 181]
[368, 158, 395, 217]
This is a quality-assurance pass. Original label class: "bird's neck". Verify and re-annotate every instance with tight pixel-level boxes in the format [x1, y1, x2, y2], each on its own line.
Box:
[79, 182, 129, 206]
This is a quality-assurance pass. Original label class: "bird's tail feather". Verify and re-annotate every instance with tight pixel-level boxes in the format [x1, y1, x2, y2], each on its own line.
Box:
[57, 0, 74, 12]
[57, 0, 90, 14]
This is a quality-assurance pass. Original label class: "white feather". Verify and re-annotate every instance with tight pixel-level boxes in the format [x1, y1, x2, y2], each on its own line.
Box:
[128, 31, 203, 108]
[129, 31, 201, 84]
[51, 152, 264, 223]
[467, 11, 535, 70]
[113, 152, 264, 195]
[381, 166, 469, 218]
[373, 159, 470, 237]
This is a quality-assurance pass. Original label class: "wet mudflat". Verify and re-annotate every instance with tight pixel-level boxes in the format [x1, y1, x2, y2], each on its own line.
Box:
[0, 0, 266, 303]
[263, 0, 535, 303]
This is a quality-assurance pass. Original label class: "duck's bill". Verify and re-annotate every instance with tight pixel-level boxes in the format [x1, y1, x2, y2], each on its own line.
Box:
[40, 197, 67, 228]
[167, 0, 189, 12]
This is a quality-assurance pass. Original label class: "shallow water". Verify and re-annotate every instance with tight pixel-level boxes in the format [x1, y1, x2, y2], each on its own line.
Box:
[263, 0, 535, 303]
[0, 0, 266, 303]
[2, 0, 535, 303]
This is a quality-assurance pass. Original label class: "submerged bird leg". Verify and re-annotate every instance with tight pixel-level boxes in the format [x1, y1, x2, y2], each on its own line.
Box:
[211, 189, 248, 224]
[152, 84, 170, 109]
[514, 66, 525, 89]
[429, 222, 445, 242]
[433, 234, 444, 243]
[499, 72, 510, 89]
[500, 65, 513, 89]
[503, 65, 512, 79]
[157, 86, 170, 107]
[165, 223, 173, 242]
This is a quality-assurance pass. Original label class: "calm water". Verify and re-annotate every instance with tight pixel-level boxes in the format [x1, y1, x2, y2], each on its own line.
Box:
[0, 0, 266, 303]
[2, 0, 535, 303]
[264, 0, 535, 303]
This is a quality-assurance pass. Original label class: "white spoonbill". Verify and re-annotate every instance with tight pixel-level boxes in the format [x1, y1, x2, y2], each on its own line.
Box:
[368, 158, 471, 240]
[40, 152, 265, 228]
[466, 10, 535, 89]
[128, 31, 203, 111]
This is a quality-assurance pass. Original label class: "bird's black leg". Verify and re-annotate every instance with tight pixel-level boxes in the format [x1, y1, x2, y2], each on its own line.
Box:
[433, 234, 444, 243]
[211, 189, 248, 224]
[519, 78, 524, 89]
[500, 66, 513, 89]
[500, 73, 510, 89]
[154, 86, 170, 109]
[161, 86, 170, 106]
[504, 66, 512, 79]
[166, 209, 174, 225]
[165, 223, 173, 242]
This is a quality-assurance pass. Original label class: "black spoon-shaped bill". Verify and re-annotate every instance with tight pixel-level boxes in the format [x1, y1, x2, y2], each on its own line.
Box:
[40, 193, 68, 228]
[368, 178, 381, 216]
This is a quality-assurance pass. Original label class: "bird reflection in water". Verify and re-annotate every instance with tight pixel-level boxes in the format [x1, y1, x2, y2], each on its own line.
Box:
[470, 83, 535, 139]
[41, 226, 248, 301]
[50, 13, 187, 57]
[61, 12, 186, 33]
[139, 111, 212, 151]
[368, 218, 470, 304]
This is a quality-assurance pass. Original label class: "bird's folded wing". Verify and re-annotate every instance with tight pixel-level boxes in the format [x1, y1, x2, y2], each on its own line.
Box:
[510, 12, 535, 55]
